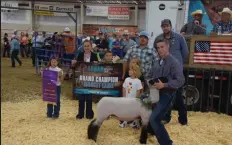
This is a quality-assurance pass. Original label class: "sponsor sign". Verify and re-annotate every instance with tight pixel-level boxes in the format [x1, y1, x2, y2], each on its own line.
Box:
[108, 7, 130, 20]
[83, 24, 138, 35]
[34, 4, 74, 16]
[1, 1, 18, 13]
[86, 5, 108, 17]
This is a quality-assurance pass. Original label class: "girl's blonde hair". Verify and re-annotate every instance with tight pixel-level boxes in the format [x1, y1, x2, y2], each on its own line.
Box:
[130, 64, 142, 78]
[129, 56, 141, 67]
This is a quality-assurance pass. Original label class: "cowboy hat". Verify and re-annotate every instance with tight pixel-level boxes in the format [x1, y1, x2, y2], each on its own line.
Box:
[219, 7, 232, 15]
[191, 10, 203, 17]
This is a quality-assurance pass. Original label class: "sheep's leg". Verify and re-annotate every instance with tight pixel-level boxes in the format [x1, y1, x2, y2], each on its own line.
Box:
[87, 119, 100, 142]
[139, 110, 151, 144]
[139, 125, 148, 144]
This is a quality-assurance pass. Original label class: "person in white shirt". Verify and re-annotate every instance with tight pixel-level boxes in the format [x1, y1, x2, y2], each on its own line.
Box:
[119, 64, 143, 128]
[41, 56, 63, 118]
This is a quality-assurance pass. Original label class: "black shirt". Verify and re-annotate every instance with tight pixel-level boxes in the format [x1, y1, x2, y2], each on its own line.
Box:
[95, 39, 109, 49]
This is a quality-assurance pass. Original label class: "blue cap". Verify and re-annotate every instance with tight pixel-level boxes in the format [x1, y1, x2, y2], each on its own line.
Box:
[139, 31, 149, 39]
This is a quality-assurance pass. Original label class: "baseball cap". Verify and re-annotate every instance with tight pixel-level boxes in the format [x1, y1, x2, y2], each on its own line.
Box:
[139, 31, 149, 39]
[161, 19, 172, 26]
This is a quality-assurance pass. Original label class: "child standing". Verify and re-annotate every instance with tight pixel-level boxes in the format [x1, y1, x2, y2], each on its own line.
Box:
[72, 40, 98, 119]
[119, 64, 143, 128]
[102, 51, 113, 62]
[125, 57, 145, 88]
[10, 36, 22, 67]
[41, 57, 63, 118]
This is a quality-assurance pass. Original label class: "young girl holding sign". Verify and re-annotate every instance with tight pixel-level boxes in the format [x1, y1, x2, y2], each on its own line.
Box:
[73, 40, 98, 119]
[41, 56, 63, 118]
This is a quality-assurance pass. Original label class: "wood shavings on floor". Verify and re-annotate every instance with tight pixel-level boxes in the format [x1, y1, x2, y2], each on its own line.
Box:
[2, 99, 232, 145]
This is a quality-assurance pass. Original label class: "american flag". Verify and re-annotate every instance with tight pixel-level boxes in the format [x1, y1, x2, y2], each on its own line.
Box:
[194, 41, 232, 65]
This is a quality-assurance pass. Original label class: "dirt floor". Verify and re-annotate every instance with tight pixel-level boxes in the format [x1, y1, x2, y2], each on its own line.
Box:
[1, 58, 232, 145]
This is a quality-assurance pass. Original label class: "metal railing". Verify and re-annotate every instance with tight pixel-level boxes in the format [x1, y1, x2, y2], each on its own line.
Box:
[183, 67, 232, 116]
[34, 39, 81, 75]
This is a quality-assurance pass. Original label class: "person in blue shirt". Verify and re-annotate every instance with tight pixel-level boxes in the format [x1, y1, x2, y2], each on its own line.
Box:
[10, 36, 22, 67]
[145, 38, 185, 145]
[112, 34, 123, 58]
[211, 7, 232, 34]
[154, 19, 189, 125]
[32, 31, 45, 67]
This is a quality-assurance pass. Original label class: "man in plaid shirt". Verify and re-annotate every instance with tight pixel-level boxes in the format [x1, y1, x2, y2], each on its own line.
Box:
[123, 31, 159, 78]
[212, 8, 232, 34]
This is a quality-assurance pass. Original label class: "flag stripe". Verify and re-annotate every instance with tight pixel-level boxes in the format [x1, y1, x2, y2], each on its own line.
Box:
[194, 52, 232, 54]
[211, 47, 232, 50]
[193, 60, 232, 65]
[194, 53, 232, 57]
[194, 56, 232, 61]
[211, 43, 232, 46]
[210, 50, 232, 54]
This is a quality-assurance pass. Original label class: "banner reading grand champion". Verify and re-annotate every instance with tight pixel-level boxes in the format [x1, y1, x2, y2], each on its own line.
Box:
[73, 62, 123, 96]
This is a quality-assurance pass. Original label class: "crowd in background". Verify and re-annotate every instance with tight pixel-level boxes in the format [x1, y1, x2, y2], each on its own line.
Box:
[2, 7, 232, 145]
[3, 27, 140, 66]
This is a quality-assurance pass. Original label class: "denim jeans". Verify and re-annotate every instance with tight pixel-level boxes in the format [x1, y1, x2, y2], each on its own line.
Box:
[47, 86, 61, 117]
[11, 49, 22, 67]
[149, 92, 176, 145]
[163, 87, 188, 124]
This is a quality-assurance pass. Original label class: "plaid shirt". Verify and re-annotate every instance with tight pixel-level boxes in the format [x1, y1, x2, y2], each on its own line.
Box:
[212, 20, 232, 33]
[124, 46, 159, 78]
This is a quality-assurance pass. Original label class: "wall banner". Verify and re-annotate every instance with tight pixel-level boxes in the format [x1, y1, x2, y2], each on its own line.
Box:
[34, 4, 74, 16]
[86, 5, 108, 17]
[83, 24, 138, 35]
[1, 1, 19, 13]
[108, 7, 130, 20]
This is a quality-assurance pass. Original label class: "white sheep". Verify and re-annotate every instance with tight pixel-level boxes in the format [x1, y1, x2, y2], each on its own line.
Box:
[87, 88, 159, 144]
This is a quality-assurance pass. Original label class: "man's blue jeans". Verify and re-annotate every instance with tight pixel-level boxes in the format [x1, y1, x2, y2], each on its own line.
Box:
[163, 87, 188, 124]
[149, 92, 176, 145]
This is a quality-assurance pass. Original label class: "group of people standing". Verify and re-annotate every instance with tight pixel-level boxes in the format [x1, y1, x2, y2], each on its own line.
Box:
[180, 7, 232, 35]
[66, 17, 188, 145]
[5, 6, 232, 145]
